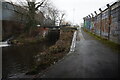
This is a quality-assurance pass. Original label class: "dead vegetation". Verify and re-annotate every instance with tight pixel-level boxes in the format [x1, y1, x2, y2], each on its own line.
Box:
[26, 29, 75, 75]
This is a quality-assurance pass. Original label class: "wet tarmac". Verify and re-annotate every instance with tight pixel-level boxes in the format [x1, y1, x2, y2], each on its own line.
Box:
[39, 28, 119, 78]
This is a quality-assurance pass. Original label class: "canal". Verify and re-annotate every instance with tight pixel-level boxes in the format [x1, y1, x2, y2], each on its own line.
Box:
[2, 29, 60, 78]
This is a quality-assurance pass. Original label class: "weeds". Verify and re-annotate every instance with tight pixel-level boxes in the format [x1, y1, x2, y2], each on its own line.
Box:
[26, 29, 75, 75]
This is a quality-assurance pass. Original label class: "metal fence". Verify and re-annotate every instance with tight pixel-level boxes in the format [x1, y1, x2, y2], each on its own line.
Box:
[83, 1, 120, 44]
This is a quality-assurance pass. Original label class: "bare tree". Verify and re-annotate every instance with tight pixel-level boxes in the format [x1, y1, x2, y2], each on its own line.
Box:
[8, 0, 64, 33]
[50, 8, 59, 26]
[47, 6, 59, 26]
[59, 11, 65, 26]
[24, 0, 48, 34]
[9, 0, 48, 34]
[40, 1, 60, 26]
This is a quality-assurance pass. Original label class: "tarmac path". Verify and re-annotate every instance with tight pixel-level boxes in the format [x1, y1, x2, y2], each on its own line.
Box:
[39, 28, 119, 78]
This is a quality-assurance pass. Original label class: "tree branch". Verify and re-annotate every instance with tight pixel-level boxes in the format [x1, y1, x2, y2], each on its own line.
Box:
[35, 0, 46, 10]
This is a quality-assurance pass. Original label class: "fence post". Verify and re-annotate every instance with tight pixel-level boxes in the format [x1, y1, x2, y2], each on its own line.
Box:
[88, 15, 91, 32]
[99, 8, 102, 37]
[107, 4, 111, 40]
[91, 13, 94, 33]
[94, 11, 97, 35]
[118, 1, 120, 43]
[83, 17, 85, 28]
[86, 16, 89, 30]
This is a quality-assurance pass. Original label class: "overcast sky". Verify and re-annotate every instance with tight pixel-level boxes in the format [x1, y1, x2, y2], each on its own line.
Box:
[51, 0, 117, 25]
[4, 0, 117, 25]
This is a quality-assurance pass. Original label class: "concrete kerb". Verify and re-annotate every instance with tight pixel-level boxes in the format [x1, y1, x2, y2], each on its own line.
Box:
[9, 31, 78, 78]
[67, 31, 77, 55]
[57, 31, 77, 62]
[40, 31, 77, 77]
[50, 31, 77, 64]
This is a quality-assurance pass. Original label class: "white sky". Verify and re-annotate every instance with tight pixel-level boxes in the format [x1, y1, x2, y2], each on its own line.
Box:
[51, 0, 117, 25]
[4, 0, 117, 25]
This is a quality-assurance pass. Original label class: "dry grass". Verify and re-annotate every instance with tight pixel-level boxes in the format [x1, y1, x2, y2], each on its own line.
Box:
[26, 29, 75, 75]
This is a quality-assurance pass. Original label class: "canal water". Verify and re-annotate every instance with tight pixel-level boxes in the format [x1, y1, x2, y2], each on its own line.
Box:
[2, 41, 55, 78]
[2, 29, 60, 78]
